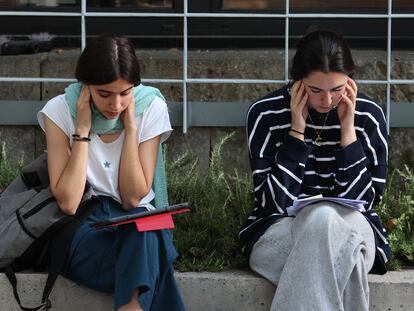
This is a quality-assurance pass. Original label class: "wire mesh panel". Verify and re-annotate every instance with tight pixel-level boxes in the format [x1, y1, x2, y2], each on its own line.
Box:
[0, 0, 414, 131]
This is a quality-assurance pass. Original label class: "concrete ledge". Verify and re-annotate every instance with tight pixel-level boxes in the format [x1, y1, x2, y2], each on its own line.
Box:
[1, 270, 413, 310]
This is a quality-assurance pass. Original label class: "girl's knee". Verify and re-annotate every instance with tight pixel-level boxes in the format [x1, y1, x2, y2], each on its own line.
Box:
[297, 204, 342, 226]
[293, 204, 353, 240]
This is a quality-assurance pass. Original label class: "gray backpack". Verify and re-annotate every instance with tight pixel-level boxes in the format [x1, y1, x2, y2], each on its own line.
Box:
[0, 153, 99, 310]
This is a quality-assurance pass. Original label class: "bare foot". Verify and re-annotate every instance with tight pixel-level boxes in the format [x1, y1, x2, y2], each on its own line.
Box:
[117, 289, 143, 311]
[117, 301, 143, 311]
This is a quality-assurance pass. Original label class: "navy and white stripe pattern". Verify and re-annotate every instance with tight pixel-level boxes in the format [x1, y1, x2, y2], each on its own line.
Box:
[240, 86, 391, 274]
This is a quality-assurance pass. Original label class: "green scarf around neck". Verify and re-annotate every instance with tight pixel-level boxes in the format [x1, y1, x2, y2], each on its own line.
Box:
[65, 82, 165, 135]
[64, 82, 169, 209]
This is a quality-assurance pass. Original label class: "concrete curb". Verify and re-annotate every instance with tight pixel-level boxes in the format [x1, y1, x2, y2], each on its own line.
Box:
[1, 270, 413, 310]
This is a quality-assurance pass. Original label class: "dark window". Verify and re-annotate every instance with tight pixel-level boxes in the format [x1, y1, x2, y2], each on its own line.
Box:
[222, 0, 412, 12]
[0, 1, 172, 9]
[0, 0, 413, 49]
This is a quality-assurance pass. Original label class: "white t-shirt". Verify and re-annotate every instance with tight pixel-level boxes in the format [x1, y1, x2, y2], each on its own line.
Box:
[38, 94, 172, 209]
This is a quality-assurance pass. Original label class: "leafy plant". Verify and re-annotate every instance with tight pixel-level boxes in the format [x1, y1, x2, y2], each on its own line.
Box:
[166, 132, 253, 271]
[167, 133, 414, 272]
[378, 165, 414, 269]
[0, 142, 25, 191]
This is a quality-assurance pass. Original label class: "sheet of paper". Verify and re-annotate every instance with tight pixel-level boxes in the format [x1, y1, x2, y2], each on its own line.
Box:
[286, 195, 367, 216]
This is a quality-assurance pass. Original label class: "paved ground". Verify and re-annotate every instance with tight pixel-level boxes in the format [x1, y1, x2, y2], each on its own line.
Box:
[1, 269, 414, 310]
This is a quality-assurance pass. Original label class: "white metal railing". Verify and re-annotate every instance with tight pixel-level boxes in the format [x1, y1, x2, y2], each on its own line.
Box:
[1, 0, 413, 132]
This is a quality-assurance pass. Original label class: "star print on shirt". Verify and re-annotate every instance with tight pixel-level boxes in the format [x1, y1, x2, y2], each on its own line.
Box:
[103, 161, 111, 168]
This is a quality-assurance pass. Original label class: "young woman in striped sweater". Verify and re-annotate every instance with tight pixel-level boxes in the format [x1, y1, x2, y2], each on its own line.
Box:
[240, 30, 390, 311]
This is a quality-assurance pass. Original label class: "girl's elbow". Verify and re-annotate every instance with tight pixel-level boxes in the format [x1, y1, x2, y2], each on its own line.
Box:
[142, 184, 152, 197]
[57, 199, 78, 215]
[52, 189, 79, 215]
[122, 187, 151, 210]
[122, 196, 140, 210]
[54, 194, 79, 216]
[138, 185, 153, 205]
[124, 193, 143, 210]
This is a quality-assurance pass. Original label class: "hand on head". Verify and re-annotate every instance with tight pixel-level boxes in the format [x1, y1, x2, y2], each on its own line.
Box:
[337, 77, 358, 129]
[121, 96, 137, 132]
[290, 74, 358, 144]
[290, 80, 309, 134]
[76, 85, 92, 135]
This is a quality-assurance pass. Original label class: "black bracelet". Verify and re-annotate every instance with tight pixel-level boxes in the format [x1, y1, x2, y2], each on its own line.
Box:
[290, 128, 305, 136]
[72, 134, 91, 142]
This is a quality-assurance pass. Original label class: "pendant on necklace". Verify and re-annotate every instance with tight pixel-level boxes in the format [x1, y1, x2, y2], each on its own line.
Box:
[314, 136, 322, 146]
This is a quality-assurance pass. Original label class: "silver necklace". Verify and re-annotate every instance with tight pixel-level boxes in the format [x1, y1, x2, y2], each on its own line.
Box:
[308, 111, 330, 146]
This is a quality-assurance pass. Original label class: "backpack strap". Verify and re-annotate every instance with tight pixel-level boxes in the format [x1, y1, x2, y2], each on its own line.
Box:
[6, 196, 100, 311]
[5, 266, 51, 311]
[41, 196, 100, 303]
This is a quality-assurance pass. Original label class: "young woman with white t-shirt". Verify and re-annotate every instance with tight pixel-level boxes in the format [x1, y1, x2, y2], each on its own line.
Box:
[37, 36, 186, 311]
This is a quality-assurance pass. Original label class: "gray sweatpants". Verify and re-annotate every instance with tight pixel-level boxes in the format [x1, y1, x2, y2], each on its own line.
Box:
[249, 202, 375, 311]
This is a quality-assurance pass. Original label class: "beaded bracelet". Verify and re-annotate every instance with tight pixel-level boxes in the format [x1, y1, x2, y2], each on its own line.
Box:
[72, 134, 91, 142]
[290, 128, 305, 136]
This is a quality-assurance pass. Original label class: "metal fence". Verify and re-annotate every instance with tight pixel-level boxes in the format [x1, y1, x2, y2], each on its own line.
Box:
[1, 0, 414, 133]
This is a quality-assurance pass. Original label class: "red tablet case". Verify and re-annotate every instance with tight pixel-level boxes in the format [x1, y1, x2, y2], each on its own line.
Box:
[105, 208, 191, 232]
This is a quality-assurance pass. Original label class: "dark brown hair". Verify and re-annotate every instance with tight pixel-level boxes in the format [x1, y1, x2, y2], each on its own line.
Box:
[291, 30, 355, 81]
[75, 36, 141, 85]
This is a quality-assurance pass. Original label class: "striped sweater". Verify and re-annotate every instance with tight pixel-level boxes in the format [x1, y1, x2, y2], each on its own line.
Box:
[239, 86, 391, 274]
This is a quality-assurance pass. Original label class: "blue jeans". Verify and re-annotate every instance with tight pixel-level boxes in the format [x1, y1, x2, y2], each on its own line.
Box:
[62, 197, 186, 311]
